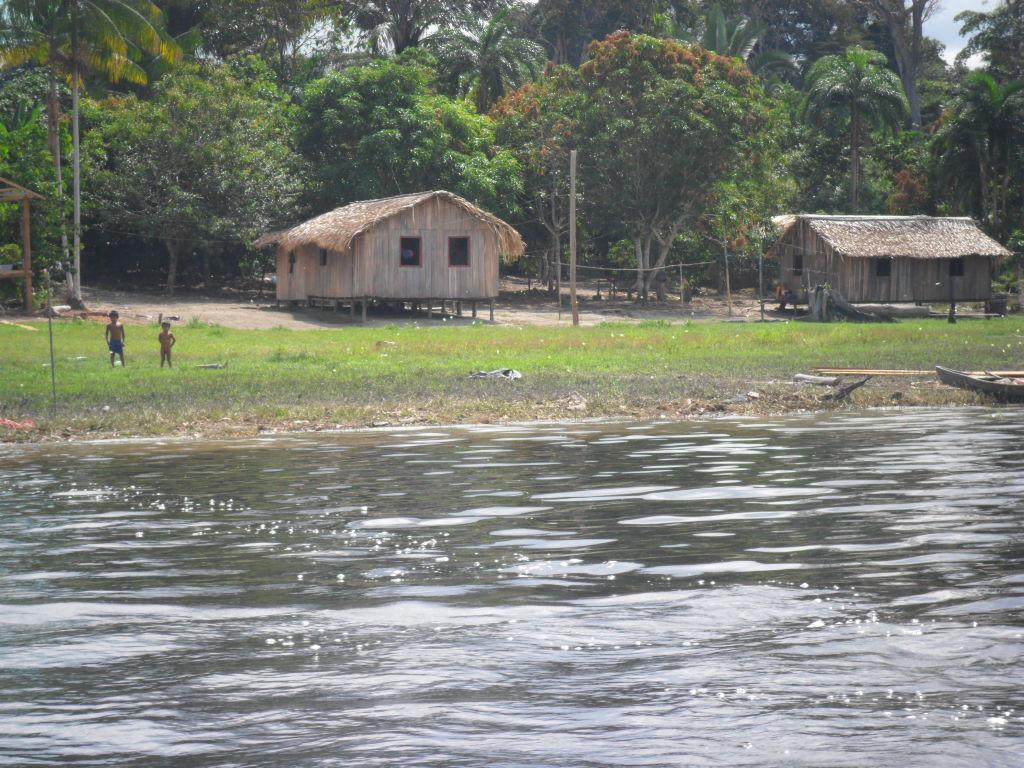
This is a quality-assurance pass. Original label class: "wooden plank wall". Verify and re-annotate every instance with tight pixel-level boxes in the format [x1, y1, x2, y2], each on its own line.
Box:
[355, 197, 499, 300]
[840, 255, 992, 303]
[275, 197, 501, 302]
[774, 222, 994, 304]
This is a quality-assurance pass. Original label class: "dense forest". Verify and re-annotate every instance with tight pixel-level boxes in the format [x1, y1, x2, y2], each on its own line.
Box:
[1, 0, 1022, 304]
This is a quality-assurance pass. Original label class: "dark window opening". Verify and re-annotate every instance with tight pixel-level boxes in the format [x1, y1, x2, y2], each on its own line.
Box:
[320, 248, 328, 267]
[400, 237, 421, 267]
[288, 251, 296, 274]
[448, 237, 470, 267]
[793, 253, 803, 276]
[875, 258, 891, 277]
[949, 257, 965, 277]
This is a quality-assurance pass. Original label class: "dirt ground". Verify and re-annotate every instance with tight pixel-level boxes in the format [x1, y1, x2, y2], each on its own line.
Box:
[43, 278, 772, 329]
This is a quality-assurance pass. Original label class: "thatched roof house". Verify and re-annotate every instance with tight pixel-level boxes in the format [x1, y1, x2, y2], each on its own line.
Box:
[768, 214, 1010, 305]
[257, 191, 524, 317]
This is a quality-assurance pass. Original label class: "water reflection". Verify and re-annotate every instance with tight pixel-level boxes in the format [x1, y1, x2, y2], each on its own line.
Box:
[0, 409, 1022, 766]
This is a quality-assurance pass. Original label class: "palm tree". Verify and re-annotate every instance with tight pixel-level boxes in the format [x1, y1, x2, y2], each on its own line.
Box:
[0, 0, 178, 304]
[684, 3, 795, 78]
[432, 8, 543, 112]
[932, 72, 1023, 236]
[800, 46, 908, 212]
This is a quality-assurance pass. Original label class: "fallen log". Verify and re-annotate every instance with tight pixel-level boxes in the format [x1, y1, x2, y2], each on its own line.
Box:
[794, 373, 840, 386]
[825, 376, 872, 401]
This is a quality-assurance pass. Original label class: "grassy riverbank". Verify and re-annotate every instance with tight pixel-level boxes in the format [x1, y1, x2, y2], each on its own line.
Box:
[2, 316, 1023, 441]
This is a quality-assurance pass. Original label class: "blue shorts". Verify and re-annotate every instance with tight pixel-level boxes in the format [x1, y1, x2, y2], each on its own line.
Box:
[108, 339, 124, 354]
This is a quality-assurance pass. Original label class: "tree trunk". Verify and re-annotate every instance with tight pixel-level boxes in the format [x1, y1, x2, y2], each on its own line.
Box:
[634, 237, 644, 300]
[850, 109, 861, 213]
[71, 56, 83, 305]
[46, 64, 75, 302]
[202, 249, 212, 291]
[165, 240, 179, 295]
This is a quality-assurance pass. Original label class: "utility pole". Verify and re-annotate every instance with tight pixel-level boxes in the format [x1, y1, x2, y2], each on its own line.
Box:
[569, 150, 579, 326]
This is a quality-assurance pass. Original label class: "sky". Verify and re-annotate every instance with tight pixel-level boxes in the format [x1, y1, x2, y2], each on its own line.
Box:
[924, 0, 994, 65]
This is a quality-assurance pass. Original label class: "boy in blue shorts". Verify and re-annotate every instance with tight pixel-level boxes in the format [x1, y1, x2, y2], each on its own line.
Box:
[105, 311, 126, 367]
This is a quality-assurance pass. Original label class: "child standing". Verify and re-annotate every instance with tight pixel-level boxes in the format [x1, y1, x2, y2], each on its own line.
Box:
[105, 311, 126, 367]
[158, 321, 176, 368]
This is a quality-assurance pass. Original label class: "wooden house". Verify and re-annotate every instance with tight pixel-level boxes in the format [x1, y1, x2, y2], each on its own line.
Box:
[256, 191, 525, 320]
[0, 176, 43, 312]
[767, 215, 1010, 305]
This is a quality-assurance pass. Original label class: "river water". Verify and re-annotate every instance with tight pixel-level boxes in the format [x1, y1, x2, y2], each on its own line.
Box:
[0, 409, 1022, 767]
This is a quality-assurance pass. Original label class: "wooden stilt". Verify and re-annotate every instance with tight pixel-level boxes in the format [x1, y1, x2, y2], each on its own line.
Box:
[361, 297, 367, 323]
[350, 298, 355, 317]
[489, 299, 495, 322]
[472, 301, 477, 318]
[427, 300, 433, 319]
[456, 300, 462, 317]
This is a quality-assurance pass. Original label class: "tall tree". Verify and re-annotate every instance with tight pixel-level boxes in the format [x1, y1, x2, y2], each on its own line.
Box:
[0, 0, 178, 304]
[527, 0, 663, 66]
[84, 61, 301, 293]
[493, 67, 579, 289]
[577, 32, 776, 300]
[956, 0, 1024, 82]
[860, 0, 938, 128]
[681, 3, 795, 78]
[344, 0, 500, 54]
[932, 72, 1024, 238]
[800, 45, 908, 212]
[432, 7, 544, 112]
[296, 57, 521, 215]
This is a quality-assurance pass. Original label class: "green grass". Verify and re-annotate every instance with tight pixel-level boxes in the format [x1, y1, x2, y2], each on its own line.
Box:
[2, 316, 1023, 439]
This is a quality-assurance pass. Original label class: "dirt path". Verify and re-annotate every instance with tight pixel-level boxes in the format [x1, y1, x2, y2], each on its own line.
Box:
[59, 281, 770, 330]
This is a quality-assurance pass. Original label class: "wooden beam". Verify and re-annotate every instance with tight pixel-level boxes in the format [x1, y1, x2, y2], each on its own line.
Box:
[21, 199, 32, 313]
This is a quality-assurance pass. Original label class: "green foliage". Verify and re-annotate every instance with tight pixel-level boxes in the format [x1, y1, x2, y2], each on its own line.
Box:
[576, 32, 779, 293]
[297, 57, 521, 217]
[800, 46, 908, 212]
[83, 59, 302, 288]
[431, 7, 544, 113]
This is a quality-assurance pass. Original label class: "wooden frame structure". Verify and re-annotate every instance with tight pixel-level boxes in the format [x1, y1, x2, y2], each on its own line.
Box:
[768, 215, 1011, 306]
[0, 176, 44, 312]
[257, 191, 524, 322]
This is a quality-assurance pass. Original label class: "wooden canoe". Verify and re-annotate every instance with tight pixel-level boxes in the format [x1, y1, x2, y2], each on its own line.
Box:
[935, 366, 1024, 401]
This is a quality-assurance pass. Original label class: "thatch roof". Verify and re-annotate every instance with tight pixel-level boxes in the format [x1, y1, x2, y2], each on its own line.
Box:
[256, 191, 525, 261]
[770, 215, 1010, 260]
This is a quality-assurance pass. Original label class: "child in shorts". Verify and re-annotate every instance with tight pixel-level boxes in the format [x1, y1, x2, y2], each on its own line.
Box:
[105, 311, 126, 367]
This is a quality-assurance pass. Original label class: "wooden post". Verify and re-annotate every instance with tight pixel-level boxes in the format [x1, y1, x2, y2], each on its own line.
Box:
[569, 149, 579, 326]
[489, 299, 495, 322]
[21, 199, 32, 312]
[723, 242, 732, 318]
[758, 253, 765, 322]
[471, 301, 477, 318]
[456, 300, 462, 317]
[361, 297, 367, 323]
[948, 272, 956, 324]
[45, 269, 56, 412]
[427, 300, 433, 319]
[679, 263, 684, 305]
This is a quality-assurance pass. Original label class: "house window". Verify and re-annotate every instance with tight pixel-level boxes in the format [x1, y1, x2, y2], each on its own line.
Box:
[400, 237, 421, 267]
[320, 248, 328, 266]
[793, 253, 803, 276]
[875, 258, 891, 277]
[288, 251, 296, 274]
[949, 256, 965, 277]
[448, 237, 470, 267]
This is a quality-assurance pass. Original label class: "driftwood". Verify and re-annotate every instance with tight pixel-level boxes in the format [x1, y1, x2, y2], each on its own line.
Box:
[470, 368, 522, 380]
[196, 362, 228, 369]
[793, 373, 840, 386]
[824, 376, 872, 401]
